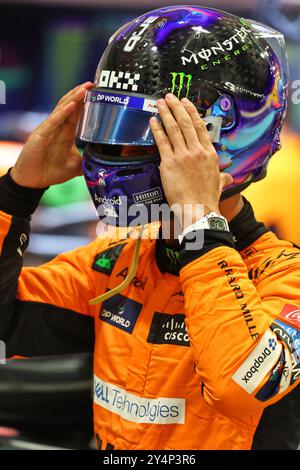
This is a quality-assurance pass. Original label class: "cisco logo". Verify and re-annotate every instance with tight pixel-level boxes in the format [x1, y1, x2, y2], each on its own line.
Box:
[147, 313, 190, 347]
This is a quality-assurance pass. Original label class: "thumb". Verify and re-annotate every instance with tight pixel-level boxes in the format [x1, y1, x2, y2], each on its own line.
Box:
[219, 172, 233, 194]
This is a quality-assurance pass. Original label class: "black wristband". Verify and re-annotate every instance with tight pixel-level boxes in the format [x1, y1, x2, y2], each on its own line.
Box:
[0, 169, 47, 218]
[229, 197, 269, 252]
[179, 229, 235, 269]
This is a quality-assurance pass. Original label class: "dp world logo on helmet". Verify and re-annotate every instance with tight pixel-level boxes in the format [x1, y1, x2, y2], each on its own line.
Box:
[170, 72, 193, 99]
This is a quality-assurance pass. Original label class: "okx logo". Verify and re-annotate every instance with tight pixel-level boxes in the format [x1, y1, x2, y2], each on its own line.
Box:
[98, 70, 140, 92]
[170, 72, 192, 98]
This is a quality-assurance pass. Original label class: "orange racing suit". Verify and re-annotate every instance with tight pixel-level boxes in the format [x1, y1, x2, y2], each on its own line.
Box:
[0, 169, 300, 450]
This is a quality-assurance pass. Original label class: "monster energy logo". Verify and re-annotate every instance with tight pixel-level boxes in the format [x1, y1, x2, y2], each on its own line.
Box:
[170, 72, 192, 98]
[165, 246, 179, 268]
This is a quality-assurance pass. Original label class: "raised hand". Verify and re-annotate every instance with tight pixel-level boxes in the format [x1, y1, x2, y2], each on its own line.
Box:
[150, 94, 233, 229]
[11, 82, 94, 189]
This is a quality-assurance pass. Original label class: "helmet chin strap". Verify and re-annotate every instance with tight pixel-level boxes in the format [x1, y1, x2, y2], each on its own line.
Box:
[89, 225, 144, 305]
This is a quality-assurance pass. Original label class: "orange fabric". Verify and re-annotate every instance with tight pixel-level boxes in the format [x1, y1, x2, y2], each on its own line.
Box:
[17, 243, 101, 317]
[2, 220, 300, 449]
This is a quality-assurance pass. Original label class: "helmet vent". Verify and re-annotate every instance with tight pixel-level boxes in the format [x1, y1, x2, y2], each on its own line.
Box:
[117, 168, 144, 177]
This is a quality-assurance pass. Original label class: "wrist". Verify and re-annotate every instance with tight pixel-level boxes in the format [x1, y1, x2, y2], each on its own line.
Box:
[10, 165, 25, 187]
[173, 203, 220, 231]
[10, 165, 45, 190]
[0, 169, 47, 218]
[178, 212, 229, 245]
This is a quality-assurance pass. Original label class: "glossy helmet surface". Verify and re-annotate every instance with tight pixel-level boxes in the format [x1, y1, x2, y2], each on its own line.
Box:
[77, 5, 289, 226]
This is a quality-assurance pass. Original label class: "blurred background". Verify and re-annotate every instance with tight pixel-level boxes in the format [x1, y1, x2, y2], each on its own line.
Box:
[0, 0, 300, 450]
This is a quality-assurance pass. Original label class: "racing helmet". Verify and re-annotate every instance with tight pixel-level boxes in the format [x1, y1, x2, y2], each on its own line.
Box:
[77, 5, 289, 227]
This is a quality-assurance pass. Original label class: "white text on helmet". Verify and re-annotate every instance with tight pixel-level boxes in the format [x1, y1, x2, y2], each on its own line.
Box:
[124, 16, 159, 52]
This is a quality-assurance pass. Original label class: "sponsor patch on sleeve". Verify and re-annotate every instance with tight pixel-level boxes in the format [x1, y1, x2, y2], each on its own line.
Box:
[271, 319, 300, 386]
[254, 348, 292, 402]
[232, 329, 282, 394]
[279, 304, 300, 329]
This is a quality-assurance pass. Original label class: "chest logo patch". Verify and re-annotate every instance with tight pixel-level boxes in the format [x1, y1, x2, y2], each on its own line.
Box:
[93, 243, 126, 275]
[100, 294, 142, 334]
[147, 312, 190, 347]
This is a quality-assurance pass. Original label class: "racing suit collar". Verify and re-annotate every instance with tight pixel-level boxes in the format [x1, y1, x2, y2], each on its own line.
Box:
[155, 235, 180, 276]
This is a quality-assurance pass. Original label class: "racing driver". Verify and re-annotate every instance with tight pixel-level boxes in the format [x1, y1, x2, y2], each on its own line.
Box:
[0, 6, 300, 450]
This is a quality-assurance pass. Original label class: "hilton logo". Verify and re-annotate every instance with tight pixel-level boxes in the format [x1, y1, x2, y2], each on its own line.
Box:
[133, 188, 163, 205]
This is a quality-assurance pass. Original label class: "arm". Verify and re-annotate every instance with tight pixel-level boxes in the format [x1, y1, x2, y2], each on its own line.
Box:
[179, 200, 300, 417]
[0, 171, 106, 358]
[150, 94, 299, 419]
[0, 81, 103, 358]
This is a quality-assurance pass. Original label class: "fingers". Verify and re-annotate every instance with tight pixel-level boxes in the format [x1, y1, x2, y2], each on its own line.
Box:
[163, 94, 200, 149]
[149, 116, 173, 163]
[55, 83, 93, 115]
[36, 101, 78, 138]
[155, 94, 214, 153]
[181, 98, 213, 150]
[33, 82, 93, 139]
[56, 82, 94, 111]
[66, 99, 85, 127]
[156, 98, 187, 151]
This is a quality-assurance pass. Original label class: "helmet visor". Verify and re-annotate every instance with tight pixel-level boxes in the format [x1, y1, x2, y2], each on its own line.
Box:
[77, 89, 222, 146]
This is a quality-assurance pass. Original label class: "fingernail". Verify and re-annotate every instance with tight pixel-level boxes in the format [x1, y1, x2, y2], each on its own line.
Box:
[181, 98, 190, 105]
[166, 93, 177, 102]
[157, 99, 166, 107]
